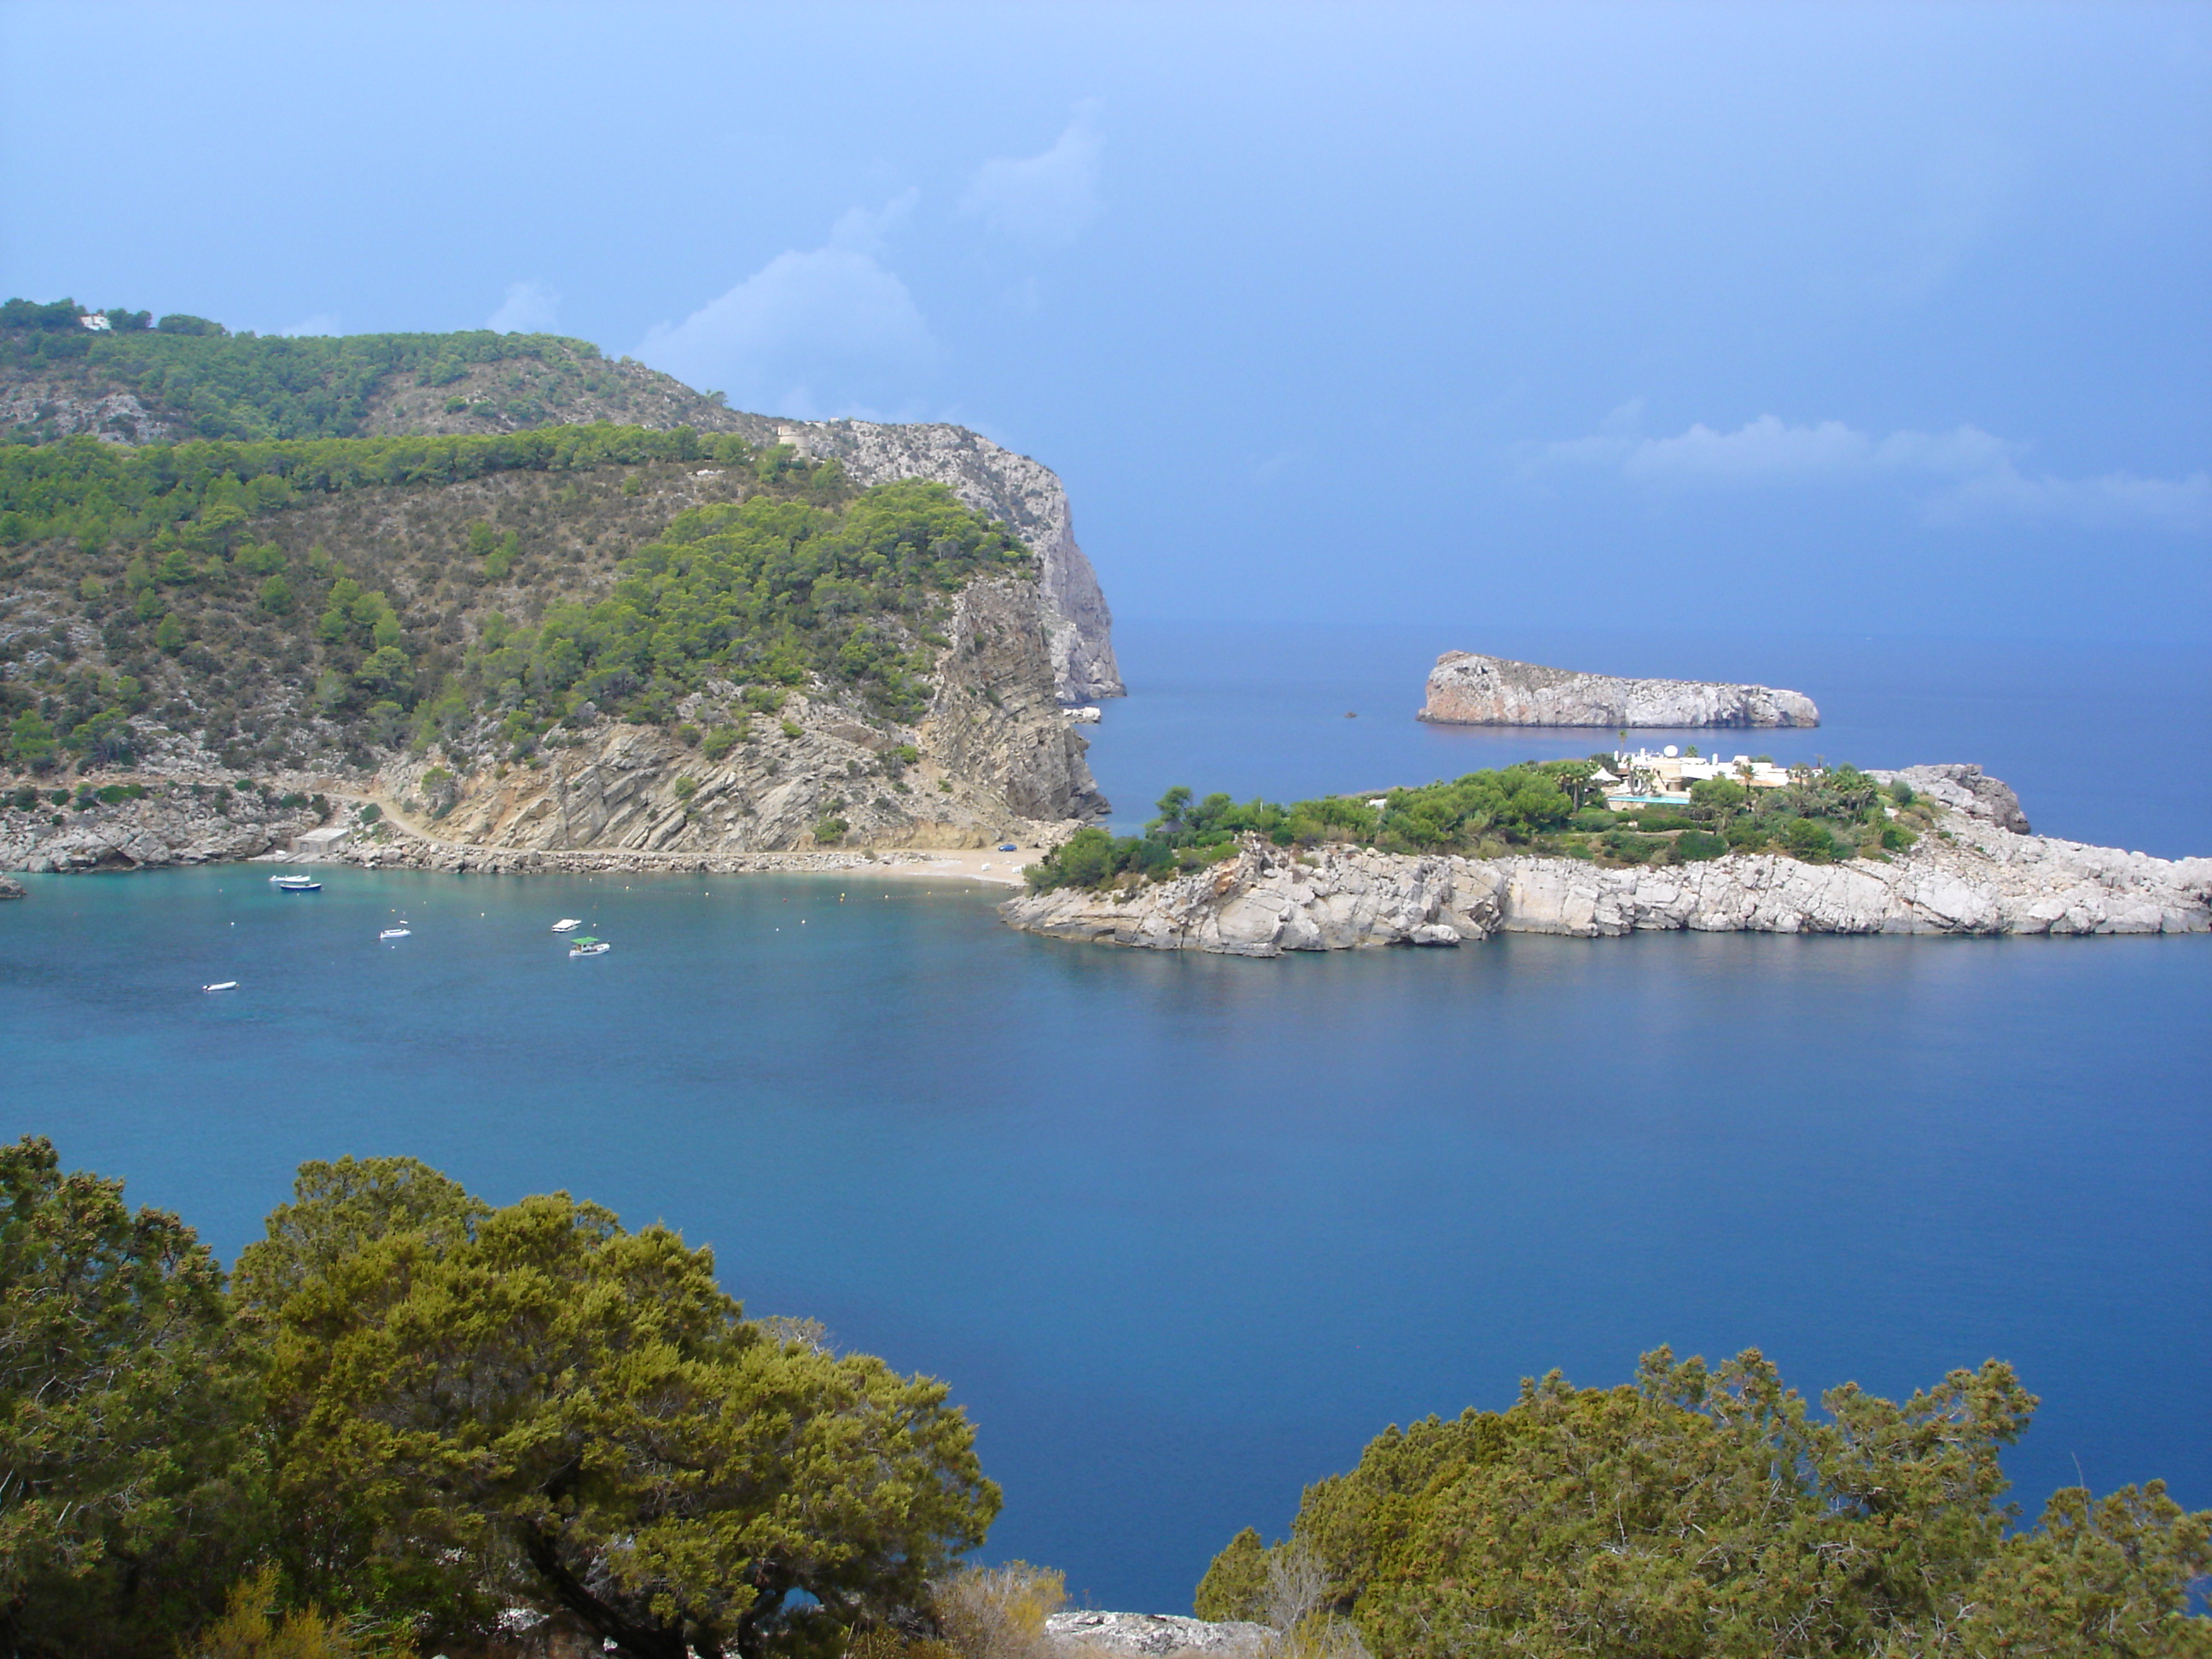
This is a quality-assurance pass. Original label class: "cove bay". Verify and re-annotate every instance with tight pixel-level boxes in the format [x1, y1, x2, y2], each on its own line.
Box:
[6, 626, 2206, 1615]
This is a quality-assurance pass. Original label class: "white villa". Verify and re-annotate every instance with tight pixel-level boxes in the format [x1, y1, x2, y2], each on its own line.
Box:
[1599, 746, 1797, 810]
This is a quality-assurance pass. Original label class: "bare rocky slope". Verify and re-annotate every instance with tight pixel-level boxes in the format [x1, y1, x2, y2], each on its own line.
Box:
[999, 766, 2212, 952]
[1421, 650, 1819, 727]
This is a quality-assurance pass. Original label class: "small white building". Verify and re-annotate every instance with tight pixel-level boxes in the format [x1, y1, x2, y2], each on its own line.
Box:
[290, 824, 354, 860]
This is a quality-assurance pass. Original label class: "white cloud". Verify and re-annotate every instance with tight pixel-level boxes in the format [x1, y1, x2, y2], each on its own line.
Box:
[277, 313, 341, 337]
[1527, 410, 2212, 533]
[961, 101, 1103, 250]
[489, 280, 560, 333]
[636, 195, 937, 417]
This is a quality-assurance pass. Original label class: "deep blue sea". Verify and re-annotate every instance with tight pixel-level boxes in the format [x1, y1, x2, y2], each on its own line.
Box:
[3, 625, 2208, 1613]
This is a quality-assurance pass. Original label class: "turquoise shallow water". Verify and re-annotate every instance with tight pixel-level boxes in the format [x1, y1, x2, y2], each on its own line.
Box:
[3, 626, 2209, 1612]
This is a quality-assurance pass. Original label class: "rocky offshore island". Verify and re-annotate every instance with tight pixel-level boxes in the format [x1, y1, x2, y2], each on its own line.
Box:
[1421, 649, 1819, 727]
[999, 765, 2212, 952]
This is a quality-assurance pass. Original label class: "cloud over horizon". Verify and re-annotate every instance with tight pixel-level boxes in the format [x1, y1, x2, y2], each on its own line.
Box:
[489, 280, 560, 333]
[636, 195, 937, 418]
[960, 101, 1104, 251]
[1528, 407, 2212, 534]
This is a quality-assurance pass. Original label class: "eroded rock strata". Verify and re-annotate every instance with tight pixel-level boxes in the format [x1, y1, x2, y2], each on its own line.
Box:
[1420, 651, 1819, 728]
[0, 574, 1101, 873]
[998, 783, 2209, 955]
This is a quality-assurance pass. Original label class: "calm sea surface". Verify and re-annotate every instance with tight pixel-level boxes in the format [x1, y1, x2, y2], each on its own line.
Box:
[3, 626, 2207, 1612]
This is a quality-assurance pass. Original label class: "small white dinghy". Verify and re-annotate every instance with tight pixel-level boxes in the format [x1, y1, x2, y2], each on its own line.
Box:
[379, 926, 411, 940]
[551, 918, 583, 933]
[202, 981, 238, 992]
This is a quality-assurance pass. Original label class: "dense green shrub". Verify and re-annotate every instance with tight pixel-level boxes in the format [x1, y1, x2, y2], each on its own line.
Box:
[3, 1140, 998, 1658]
[1196, 1347, 2212, 1658]
[1676, 828, 1728, 861]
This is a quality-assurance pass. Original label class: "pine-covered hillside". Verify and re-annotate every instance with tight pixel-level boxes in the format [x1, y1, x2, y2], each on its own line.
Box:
[0, 420, 1103, 861]
[0, 297, 1125, 707]
[0, 295, 759, 447]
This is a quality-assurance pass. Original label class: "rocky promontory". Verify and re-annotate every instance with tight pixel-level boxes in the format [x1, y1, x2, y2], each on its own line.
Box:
[792, 420, 1123, 704]
[998, 774, 2209, 953]
[1420, 651, 1819, 727]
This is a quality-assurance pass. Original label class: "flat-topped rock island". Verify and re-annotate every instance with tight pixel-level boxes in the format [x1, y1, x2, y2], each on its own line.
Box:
[1421, 650, 1820, 727]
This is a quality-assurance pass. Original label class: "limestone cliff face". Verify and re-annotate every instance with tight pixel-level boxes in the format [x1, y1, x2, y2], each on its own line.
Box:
[1421, 651, 1819, 728]
[783, 421, 1123, 704]
[999, 783, 2210, 954]
[374, 573, 1103, 857]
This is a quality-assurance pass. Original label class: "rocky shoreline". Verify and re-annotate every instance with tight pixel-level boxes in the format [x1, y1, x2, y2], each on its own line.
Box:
[0, 780, 326, 874]
[998, 768, 2212, 953]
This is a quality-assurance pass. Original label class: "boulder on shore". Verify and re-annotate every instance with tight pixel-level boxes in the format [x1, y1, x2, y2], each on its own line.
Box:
[1046, 1611, 1272, 1656]
[1419, 650, 1819, 727]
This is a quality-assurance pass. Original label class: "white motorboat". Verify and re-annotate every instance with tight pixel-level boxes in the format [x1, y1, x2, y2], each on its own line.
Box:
[568, 936, 611, 958]
[202, 981, 237, 992]
[551, 918, 583, 933]
[271, 875, 322, 892]
[379, 926, 411, 940]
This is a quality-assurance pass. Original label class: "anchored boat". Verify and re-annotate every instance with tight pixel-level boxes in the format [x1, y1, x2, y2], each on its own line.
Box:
[379, 925, 411, 940]
[568, 935, 611, 958]
[551, 918, 583, 933]
[271, 874, 322, 893]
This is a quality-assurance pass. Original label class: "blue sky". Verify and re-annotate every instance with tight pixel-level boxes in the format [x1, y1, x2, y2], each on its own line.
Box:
[4, 1, 2208, 640]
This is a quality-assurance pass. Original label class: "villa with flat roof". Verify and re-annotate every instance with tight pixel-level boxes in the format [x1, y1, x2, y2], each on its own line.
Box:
[1602, 746, 1796, 810]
